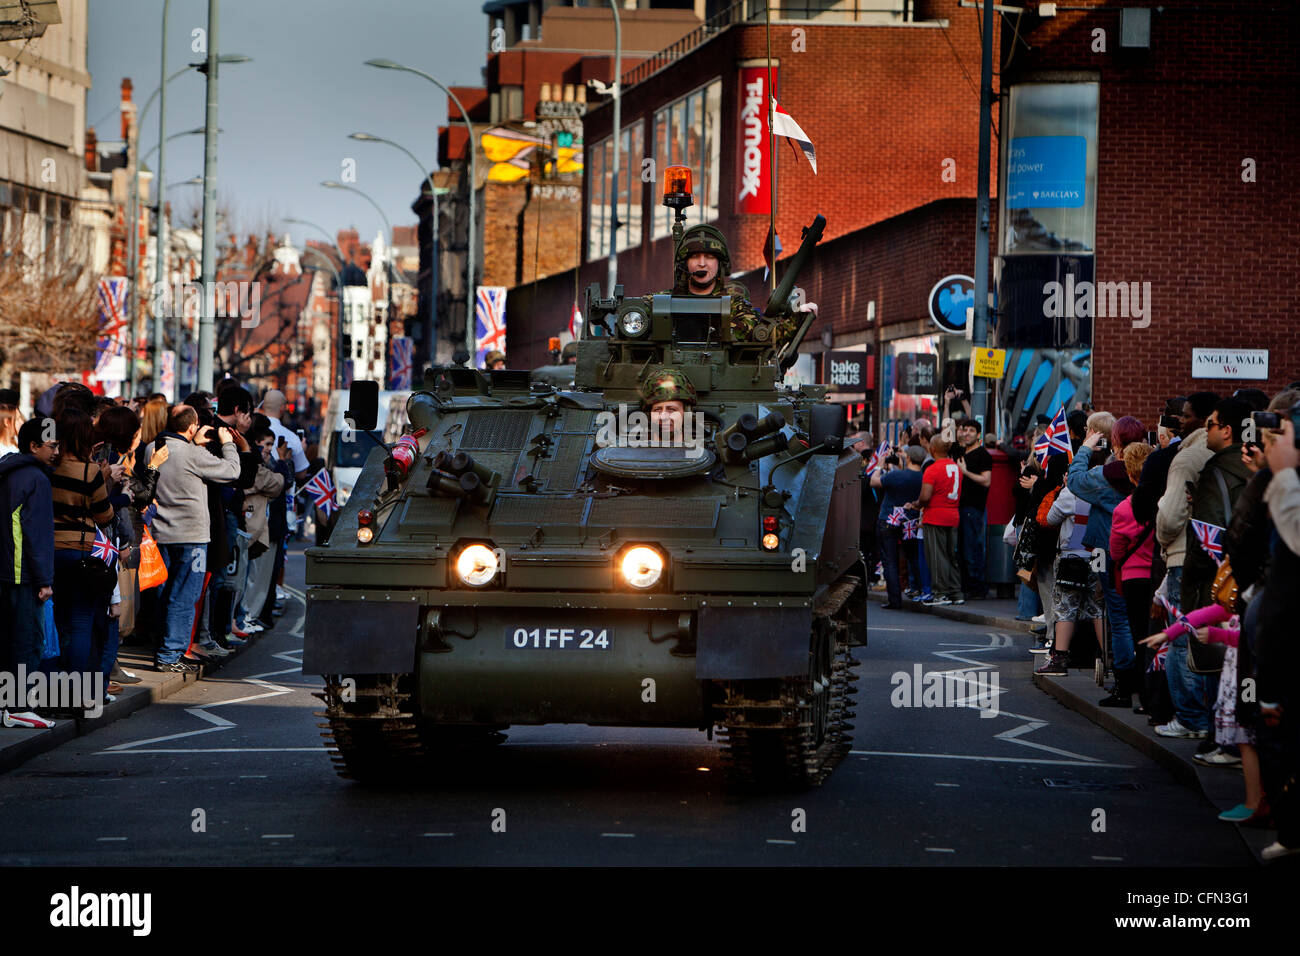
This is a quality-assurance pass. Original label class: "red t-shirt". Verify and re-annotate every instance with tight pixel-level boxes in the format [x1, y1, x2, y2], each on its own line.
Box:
[921, 459, 962, 527]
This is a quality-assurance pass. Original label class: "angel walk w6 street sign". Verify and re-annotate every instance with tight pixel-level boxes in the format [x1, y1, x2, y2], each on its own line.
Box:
[1191, 348, 1268, 381]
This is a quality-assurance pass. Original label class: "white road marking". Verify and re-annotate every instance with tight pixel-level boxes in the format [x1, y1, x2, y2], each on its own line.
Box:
[1092, 855, 1123, 861]
[934, 782, 960, 787]
[925, 847, 955, 853]
[766, 839, 796, 845]
[239, 774, 268, 778]
[423, 833, 455, 837]
[869, 626, 907, 631]
[601, 833, 636, 838]
[261, 834, 294, 839]
[97, 836, 127, 842]
[851, 750, 1133, 768]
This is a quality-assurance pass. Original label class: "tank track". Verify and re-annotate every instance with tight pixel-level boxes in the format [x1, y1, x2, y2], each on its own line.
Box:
[314, 674, 428, 782]
[718, 591, 862, 789]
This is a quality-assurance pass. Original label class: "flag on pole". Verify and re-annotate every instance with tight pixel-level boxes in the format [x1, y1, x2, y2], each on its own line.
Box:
[1033, 431, 1050, 468]
[95, 276, 129, 382]
[91, 528, 119, 567]
[771, 98, 817, 174]
[863, 441, 890, 476]
[568, 302, 583, 339]
[1190, 519, 1225, 566]
[762, 228, 783, 283]
[305, 468, 338, 518]
[389, 335, 413, 390]
[474, 286, 507, 367]
[1043, 405, 1073, 460]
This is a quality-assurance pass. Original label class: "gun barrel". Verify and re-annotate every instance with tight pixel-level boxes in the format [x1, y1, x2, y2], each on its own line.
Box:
[764, 214, 826, 318]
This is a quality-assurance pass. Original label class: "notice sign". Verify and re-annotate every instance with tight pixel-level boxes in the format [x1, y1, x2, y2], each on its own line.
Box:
[827, 351, 867, 392]
[1191, 348, 1269, 381]
[972, 348, 1007, 379]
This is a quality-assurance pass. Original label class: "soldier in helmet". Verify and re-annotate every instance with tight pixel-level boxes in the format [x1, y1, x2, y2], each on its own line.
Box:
[483, 350, 506, 371]
[641, 366, 697, 445]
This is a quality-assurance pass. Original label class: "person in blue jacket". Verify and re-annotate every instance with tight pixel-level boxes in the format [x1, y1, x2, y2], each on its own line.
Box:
[0, 418, 60, 729]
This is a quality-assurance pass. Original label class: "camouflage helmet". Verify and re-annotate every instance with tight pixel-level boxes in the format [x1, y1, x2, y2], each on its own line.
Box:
[640, 367, 698, 409]
[484, 350, 506, 367]
[673, 224, 731, 292]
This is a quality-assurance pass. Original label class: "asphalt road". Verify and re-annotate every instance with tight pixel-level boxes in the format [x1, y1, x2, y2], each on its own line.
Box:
[0, 555, 1254, 866]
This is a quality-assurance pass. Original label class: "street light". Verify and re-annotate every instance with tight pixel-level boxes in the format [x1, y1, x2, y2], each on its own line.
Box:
[286, 217, 349, 392]
[364, 58, 478, 361]
[348, 131, 440, 366]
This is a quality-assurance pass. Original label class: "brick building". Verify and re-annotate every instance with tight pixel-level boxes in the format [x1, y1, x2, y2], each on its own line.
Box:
[989, 0, 1299, 436]
[506, 0, 997, 439]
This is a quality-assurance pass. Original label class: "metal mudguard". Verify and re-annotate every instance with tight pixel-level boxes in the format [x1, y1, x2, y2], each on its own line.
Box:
[302, 594, 421, 674]
[695, 605, 812, 679]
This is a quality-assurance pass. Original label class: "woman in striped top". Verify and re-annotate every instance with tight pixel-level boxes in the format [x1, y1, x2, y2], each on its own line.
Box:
[51, 409, 116, 676]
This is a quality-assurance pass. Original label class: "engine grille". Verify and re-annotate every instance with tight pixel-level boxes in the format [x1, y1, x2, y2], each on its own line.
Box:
[587, 497, 720, 529]
[491, 495, 587, 526]
[459, 410, 533, 450]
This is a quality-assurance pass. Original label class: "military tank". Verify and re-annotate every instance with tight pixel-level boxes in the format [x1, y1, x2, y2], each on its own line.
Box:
[303, 183, 864, 789]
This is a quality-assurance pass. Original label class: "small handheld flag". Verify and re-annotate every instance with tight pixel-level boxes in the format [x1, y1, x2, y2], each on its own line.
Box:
[92, 528, 119, 567]
[1190, 518, 1225, 566]
[305, 468, 338, 518]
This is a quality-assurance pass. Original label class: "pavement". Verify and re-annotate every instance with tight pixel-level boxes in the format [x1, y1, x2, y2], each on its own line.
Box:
[0, 594, 291, 775]
[868, 585, 1282, 864]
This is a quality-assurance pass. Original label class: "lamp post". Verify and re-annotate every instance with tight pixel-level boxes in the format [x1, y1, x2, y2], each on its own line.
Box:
[286, 217, 348, 392]
[364, 58, 477, 361]
[607, 0, 621, 297]
[348, 131, 440, 368]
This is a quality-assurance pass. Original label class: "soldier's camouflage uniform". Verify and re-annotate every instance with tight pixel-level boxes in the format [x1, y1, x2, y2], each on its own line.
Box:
[643, 224, 799, 346]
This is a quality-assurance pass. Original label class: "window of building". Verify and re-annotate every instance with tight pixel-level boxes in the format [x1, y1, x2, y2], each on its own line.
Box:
[652, 78, 722, 241]
[502, 85, 524, 122]
[585, 120, 645, 261]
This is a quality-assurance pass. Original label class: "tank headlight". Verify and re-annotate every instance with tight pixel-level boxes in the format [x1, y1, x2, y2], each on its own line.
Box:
[619, 309, 648, 337]
[356, 526, 375, 544]
[761, 533, 780, 551]
[456, 543, 500, 587]
[620, 546, 664, 589]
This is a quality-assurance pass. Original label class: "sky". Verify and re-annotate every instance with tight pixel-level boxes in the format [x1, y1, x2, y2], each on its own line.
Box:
[87, 0, 488, 250]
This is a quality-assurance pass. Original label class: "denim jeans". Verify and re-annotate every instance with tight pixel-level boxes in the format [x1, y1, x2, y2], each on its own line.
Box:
[1016, 582, 1043, 619]
[877, 522, 904, 606]
[91, 615, 119, 681]
[1165, 566, 1183, 610]
[914, 533, 932, 596]
[158, 543, 207, 664]
[53, 549, 111, 675]
[1165, 629, 1219, 732]
[958, 506, 987, 596]
[1101, 572, 1136, 671]
[0, 582, 45, 675]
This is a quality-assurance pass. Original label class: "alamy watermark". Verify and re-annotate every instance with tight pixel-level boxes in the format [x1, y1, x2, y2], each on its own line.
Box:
[1042, 276, 1151, 329]
[148, 278, 262, 328]
[1, 667, 105, 719]
[594, 404, 706, 459]
[890, 664, 1001, 718]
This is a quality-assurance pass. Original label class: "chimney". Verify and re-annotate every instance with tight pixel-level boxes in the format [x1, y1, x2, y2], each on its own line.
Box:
[85, 126, 98, 172]
[120, 78, 136, 142]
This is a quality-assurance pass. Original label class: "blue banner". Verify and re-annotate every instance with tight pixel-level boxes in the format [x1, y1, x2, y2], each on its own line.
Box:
[1005, 135, 1086, 209]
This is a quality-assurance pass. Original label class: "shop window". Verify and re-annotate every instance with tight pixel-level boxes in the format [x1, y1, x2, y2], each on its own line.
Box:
[585, 120, 644, 260]
[652, 78, 723, 240]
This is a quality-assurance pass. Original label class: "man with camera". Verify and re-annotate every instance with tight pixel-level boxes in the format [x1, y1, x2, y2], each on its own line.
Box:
[145, 405, 242, 672]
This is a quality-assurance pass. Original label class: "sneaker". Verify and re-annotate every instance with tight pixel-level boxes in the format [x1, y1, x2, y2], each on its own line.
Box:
[1034, 652, 1068, 676]
[923, 596, 953, 607]
[196, 642, 230, 659]
[1032, 614, 1045, 624]
[1154, 717, 1209, 739]
[276, 586, 288, 602]
[951, 597, 966, 605]
[239, 620, 264, 634]
[1217, 803, 1255, 822]
[1261, 841, 1300, 862]
[223, 633, 248, 647]
[1, 709, 56, 729]
[155, 659, 197, 673]
[1028, 641, 1051, 655]
[1194, 747, 1243, 766]
[911, 592, 933, 603]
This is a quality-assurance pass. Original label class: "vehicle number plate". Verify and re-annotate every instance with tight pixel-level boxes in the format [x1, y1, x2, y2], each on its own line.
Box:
[507, 626, 611, 651]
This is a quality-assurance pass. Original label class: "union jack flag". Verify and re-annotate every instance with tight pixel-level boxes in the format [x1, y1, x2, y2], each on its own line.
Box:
[95, 276, 129, 378]
[903, 518, 922, 541]
[305, 468, 338, 518]
[863, 441, 890, 476]
[1190, 518, 1225, 566]
[91, 528, 119, 567]
[474, 286, 507, 367]
[1043, 405, 1072, 460]
[886, 506, 907, 527]
[1033, 431, 1051, 468]
[389, 336, 413, 390]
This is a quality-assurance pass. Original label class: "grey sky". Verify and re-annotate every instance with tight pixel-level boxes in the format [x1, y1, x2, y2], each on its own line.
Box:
[87, 0, 488, 250]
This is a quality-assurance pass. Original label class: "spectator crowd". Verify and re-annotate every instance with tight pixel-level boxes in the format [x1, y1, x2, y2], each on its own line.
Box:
[0, 381, 313, 731]
[862, 382, 1300, 862]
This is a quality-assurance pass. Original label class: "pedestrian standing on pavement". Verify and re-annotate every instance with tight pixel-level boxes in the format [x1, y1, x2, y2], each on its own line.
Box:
[234, 421, 285, 637]
[146, 405, 241, 672]
[1034, 480, 1105, 677]
[951, 418, 992, 601]
[0, 419, 59, 729]
[1109, 442, 1157, 711]
[912, 436, 962, 606]
[871, 445, 925, 609]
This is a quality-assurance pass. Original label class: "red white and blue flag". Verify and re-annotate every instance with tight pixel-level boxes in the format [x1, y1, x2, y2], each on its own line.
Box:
[91, 528, 119, 567]
[1033, 431, 1051, 468]
[886, 506, 907, 527]
[474, 286, 507, 368]
[305, 469, 338, 518]
[903, 518, 922, 541]
[1043, 405, 1073, 460]
[771, 98, 817, 174]
[389, 335, 413, 390]
[95, 276, 129, 380]
[1190, 518, 1225, 566]
[863, 441, 890, 476]
[568, 302, 583, 339]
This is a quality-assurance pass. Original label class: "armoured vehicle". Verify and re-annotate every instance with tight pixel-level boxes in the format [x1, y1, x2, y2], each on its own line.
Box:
[303, 183, 865, 788]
